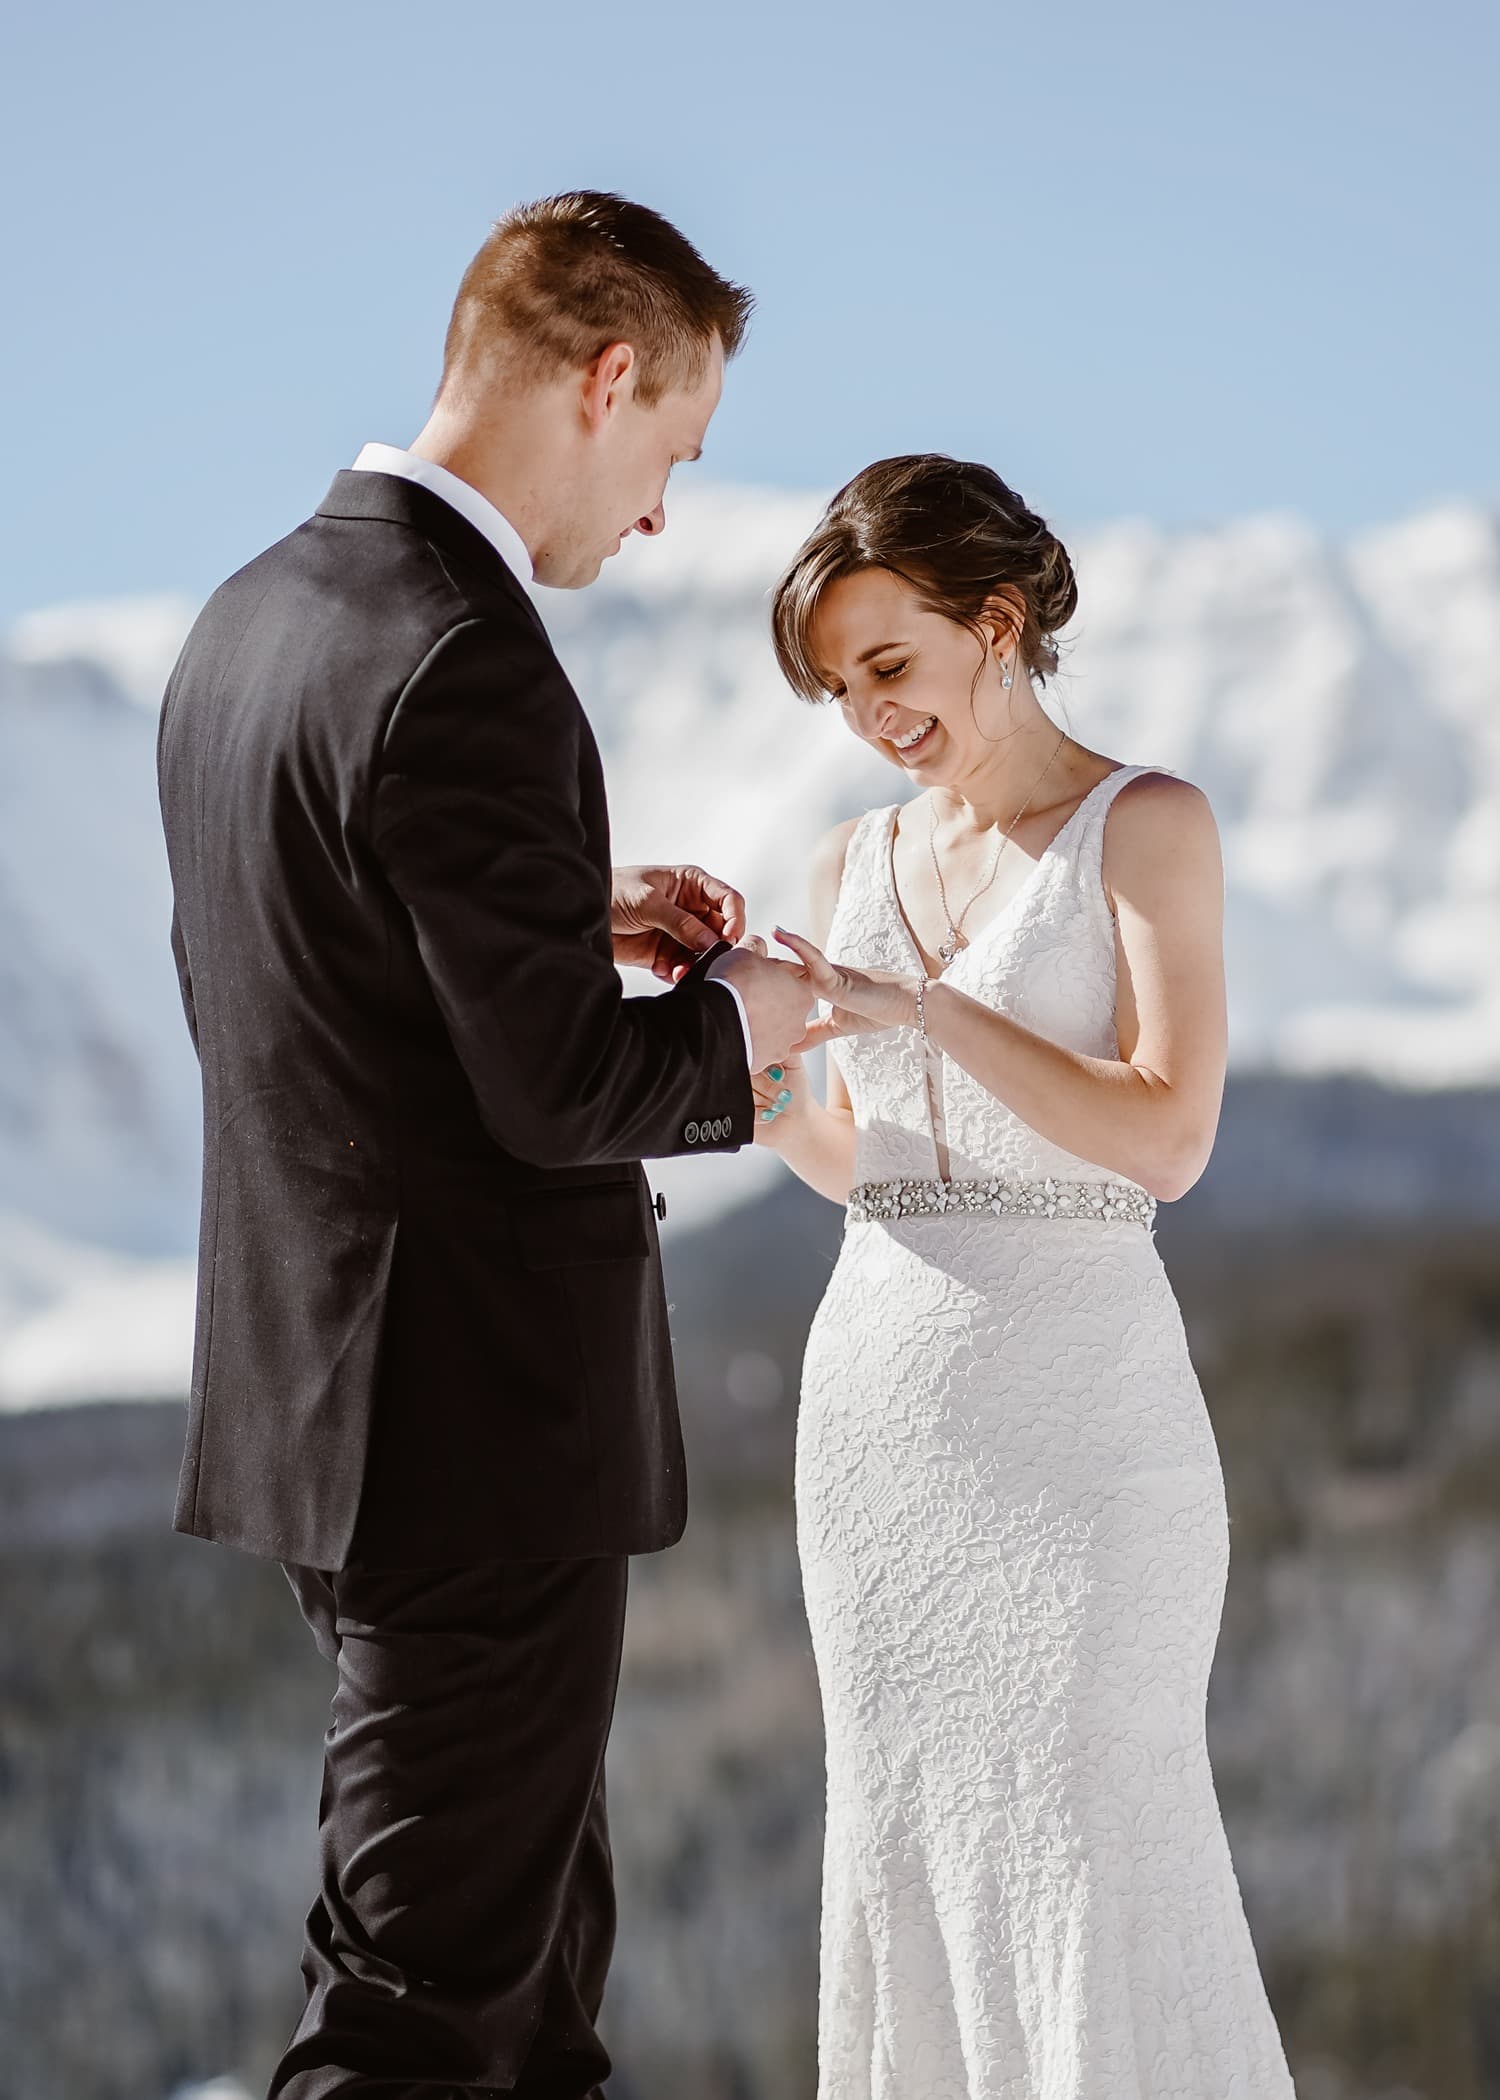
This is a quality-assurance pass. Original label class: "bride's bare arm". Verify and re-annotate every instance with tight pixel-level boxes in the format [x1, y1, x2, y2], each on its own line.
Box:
[779, 777, 1228, 1203]
[752, 818, 861, 1203]
[927, 777, 1226, 1199]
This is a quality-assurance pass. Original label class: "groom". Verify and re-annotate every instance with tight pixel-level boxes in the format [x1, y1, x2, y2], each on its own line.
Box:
[156, 191, 810, 2097]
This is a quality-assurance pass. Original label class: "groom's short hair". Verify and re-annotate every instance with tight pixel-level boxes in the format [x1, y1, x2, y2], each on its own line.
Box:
[439, 191, 753, 409]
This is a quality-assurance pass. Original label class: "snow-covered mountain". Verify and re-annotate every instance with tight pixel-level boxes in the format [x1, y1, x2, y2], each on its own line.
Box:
[550, 487, 1500, 1084]
[0, 614, 202, 1257]
[1, 488, 1496, 1405]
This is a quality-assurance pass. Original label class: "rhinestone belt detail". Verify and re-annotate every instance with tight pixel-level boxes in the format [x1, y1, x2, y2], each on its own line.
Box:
[846, 1175, 1156, 1228]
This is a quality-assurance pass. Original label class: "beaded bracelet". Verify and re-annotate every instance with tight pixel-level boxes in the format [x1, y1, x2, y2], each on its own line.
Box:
[914, 974, 929, 1042]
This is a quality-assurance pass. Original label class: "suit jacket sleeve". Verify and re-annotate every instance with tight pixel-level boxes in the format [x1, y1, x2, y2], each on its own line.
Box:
[369, 614, 756, 1169]
[158, 670, 201, 1064]
[169, 906, 200, 1060]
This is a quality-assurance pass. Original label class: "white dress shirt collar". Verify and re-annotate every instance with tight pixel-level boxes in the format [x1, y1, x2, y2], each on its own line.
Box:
[350, 442, 535, 587]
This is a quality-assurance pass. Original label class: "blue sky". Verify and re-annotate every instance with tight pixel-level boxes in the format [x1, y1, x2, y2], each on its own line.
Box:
[1, 0, 1493, 624]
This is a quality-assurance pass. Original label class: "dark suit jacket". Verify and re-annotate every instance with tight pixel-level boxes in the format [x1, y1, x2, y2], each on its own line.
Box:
[156, 468, 754, 1570]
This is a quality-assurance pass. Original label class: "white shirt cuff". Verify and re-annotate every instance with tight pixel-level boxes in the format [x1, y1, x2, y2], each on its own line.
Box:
[702, 956, 755, 1068]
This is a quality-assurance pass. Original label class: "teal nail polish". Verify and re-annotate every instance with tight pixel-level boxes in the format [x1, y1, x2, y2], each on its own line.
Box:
[768, 1065, 784, 1082]
[760, 1107, 776, 1122]
[777, 1089, 793, 1104]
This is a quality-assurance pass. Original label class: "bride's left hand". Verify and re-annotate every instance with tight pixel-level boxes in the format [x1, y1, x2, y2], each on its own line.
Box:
[771, 925, 919, 1053]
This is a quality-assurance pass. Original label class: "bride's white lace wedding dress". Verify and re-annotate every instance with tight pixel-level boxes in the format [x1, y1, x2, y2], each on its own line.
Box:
[796, 762, 1297, 2099]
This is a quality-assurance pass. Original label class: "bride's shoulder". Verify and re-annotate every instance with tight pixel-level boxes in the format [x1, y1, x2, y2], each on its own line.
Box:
[811, 809, 864, 871]
[810, 801, 894, 887]
[1101, 766, 1221, 911]
[1108, 764, 1215, 827]
[808, 809, 880, 944]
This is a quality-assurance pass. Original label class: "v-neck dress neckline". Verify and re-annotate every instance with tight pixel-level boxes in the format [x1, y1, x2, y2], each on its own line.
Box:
[883, 764, 1134, 985]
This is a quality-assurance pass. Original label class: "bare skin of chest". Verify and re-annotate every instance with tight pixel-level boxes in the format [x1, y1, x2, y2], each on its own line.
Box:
[889, 769, 1120, 1179]
[890, 773, 1116, 976]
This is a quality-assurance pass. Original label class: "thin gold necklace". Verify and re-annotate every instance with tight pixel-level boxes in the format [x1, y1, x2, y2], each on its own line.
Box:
[927, 726, 1069, 965]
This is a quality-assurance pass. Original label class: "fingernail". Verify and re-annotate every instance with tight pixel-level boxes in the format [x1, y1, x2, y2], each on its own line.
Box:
[768, 1066, 784, 1081]
[759, 1108, 776, 1122]
[777, 1089, 793, 1104]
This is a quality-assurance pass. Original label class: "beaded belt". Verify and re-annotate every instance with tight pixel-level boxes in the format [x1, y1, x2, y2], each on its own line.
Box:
[846, 1174, 1156, 1228]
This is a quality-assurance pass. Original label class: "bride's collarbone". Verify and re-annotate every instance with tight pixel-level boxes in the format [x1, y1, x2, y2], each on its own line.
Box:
[889, 762, 1121, 961]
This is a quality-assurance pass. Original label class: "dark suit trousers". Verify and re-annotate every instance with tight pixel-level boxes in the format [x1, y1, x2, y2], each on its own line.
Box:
[267, 1553, 630, 2099]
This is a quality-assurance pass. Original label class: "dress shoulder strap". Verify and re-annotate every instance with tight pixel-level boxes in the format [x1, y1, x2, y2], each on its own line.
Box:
[829, 802, 898, 911]
[1065, 761, 1179, 892]
[1075, 764, 1176, 835]
[820, 802, 906, 968]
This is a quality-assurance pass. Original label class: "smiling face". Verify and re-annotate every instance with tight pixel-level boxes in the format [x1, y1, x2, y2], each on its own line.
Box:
[808, 566, 1017, 779]
[530, 334, 725, 588]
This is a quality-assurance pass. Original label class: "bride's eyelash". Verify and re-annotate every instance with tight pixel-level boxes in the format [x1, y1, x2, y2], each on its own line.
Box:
[825, 660, 909, 702]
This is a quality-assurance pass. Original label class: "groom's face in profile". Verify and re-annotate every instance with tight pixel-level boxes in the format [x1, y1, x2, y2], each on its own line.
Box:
[536, 333, 725, 590]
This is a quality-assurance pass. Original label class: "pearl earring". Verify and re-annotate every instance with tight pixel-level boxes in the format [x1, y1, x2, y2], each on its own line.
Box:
[1002, 658, 1013, 689]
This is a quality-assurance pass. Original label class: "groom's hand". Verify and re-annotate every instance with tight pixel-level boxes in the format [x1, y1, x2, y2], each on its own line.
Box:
[610, 863, 748, 982]
[710, 934, 815, 1070]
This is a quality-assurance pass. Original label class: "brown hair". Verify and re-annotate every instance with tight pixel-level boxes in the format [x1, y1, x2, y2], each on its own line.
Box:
[439, 190, 754, 409]
[770, 453, 1078, 705]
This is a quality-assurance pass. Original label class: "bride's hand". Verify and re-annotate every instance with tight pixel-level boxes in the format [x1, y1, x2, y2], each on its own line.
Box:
[749, 1050, 808, 1145]
[771, 926, 919, 1051]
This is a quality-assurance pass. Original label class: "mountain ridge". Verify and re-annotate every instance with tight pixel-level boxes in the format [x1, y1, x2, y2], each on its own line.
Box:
[1, 485, 1495, 1404]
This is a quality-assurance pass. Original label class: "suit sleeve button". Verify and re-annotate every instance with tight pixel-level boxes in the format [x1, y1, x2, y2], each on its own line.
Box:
[654, 1191, 667, 1221]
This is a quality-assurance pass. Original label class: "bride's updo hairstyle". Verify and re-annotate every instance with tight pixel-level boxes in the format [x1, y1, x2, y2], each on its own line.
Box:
[770, 453, 1078, 707]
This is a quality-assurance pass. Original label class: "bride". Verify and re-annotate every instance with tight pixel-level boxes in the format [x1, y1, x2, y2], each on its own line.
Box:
[752, 453, 1297, 2099]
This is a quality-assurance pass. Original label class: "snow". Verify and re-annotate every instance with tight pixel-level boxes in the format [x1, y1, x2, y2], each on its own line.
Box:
[1, 483, 1497, 1407]
[0, 1211, 194, 1412]
[9, 592, 198, 709]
